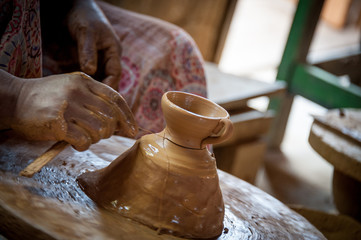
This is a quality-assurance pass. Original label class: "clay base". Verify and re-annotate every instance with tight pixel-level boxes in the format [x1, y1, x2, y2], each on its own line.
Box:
[77, 133, 224, 239]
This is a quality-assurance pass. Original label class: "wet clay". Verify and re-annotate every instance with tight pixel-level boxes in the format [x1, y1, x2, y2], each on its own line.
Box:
[0, 131, 326, 239]
[78, 133, 224, 238]
[77, 92, 232, 238]
[10, 72, 138, 152]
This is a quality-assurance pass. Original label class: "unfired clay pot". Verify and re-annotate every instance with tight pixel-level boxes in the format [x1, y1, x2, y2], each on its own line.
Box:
[77, 91, 233, 238]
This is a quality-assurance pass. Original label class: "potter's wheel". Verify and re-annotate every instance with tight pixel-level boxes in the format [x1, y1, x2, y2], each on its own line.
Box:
[0, 131, 325, 239]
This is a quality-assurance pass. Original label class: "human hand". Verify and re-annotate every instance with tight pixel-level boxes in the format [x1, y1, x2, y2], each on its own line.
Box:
[11, 72, 137, 151]
[67, 0, 122, 90]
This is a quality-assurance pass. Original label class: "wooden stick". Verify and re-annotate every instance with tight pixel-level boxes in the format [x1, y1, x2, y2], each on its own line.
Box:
[20, 141, 69, 178]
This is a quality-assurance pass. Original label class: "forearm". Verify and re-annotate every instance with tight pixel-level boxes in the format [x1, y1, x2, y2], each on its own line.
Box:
[0, 70, 24, 130]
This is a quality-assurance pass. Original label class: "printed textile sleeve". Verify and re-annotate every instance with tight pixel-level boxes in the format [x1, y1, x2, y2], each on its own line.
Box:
[98, 2, 207, 137]
[0, 0, 42, 78]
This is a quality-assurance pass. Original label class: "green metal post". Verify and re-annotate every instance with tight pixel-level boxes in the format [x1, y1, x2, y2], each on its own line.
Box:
[267, 0, 324, 148]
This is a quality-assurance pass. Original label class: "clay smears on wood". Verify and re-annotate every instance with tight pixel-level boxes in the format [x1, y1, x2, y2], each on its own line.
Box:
[19, 141, 69, 178]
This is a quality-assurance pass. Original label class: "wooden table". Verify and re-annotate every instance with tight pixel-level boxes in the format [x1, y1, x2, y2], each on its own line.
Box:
[309, 109, 361, 222]
[0, 131, 325, 239]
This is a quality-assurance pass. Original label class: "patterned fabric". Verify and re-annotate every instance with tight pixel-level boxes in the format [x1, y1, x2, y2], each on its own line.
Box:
[0, 0, 207, 137]
[0, 0, 42, 78]
[99, 2, 207, 136]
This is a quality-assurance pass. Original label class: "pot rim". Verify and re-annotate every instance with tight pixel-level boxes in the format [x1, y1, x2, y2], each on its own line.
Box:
[163, 91, 229, 120]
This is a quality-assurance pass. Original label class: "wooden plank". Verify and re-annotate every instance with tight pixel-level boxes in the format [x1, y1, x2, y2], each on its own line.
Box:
[312, 109, 361, 144]
[230, 139, 267, 184]
[205, 63, 285, 110]
[215, 108, 273, 147]
[309, 123, 361, 182]
[321, 0, 352, 29]
[212, 0, 238, 63]
[313, 51, 361, 86]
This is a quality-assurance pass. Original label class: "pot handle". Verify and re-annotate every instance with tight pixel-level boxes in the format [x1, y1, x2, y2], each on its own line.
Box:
[201, 118, 233, 146]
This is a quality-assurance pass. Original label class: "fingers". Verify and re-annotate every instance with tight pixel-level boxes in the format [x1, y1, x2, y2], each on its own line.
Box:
[102, 75, 118, 91]
[71, 106, 111, 142]
[74, 16, 122, 88]
[101, 40, 122, 90]
[62, 104, 118, 151]
[65, 121, 92, 152]
[60, 73, 138, 151]
[83, 103, 117, 139]
[87, 82, 138, 138]
[111, 93, 138, 138]
[77, 30, 98, 75]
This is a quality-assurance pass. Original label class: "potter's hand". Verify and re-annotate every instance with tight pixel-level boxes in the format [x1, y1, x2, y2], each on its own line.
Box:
[67, 0, 121, 90]
[11, 72, 137, 151]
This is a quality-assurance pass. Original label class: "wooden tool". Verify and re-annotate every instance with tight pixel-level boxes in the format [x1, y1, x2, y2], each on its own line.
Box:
[20, 141, 69, 178]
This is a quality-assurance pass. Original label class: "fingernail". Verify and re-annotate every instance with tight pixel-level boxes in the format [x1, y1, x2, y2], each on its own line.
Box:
[82, 63, 97, 75]
[129, 123, 138, 136]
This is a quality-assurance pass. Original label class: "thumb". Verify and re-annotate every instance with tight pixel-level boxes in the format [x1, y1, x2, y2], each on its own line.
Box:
[77, 30, 98, 75]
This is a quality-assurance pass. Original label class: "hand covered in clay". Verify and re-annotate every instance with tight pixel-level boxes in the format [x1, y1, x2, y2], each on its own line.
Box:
[67, 0, 122, 90]
[11, 72, 137, 151]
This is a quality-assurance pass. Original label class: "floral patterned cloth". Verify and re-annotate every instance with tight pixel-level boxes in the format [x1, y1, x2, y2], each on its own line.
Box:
[0, 0, 207, 137]
[0, 0, 42, 78]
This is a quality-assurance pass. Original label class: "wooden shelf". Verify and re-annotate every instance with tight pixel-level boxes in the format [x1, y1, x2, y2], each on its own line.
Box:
[205, 62, 285, 110]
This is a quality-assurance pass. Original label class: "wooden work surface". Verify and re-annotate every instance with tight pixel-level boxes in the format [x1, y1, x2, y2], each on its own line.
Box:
[309, 109, 361, 182]
[0, 131, 325, 239]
